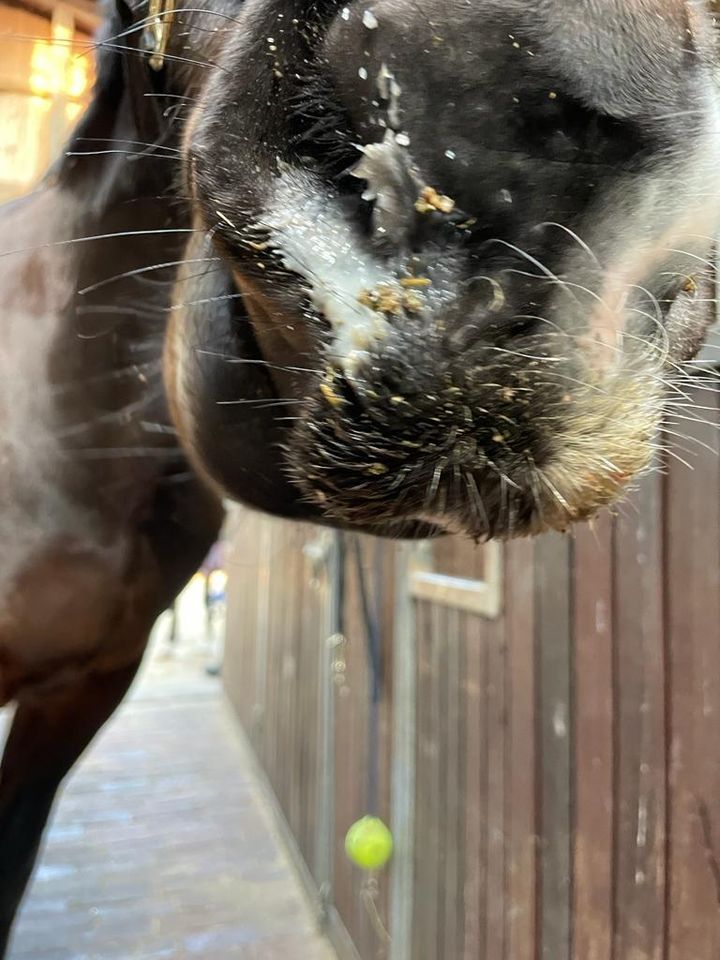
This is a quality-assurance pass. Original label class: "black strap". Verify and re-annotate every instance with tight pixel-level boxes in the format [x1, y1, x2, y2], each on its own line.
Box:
[347, 535, 383, 818]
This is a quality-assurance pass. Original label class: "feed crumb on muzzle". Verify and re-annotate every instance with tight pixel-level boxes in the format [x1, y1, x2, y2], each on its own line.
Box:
[358, 283, 427, 315]
[289, 330, 666, 540]
[415, 186, 456, 215]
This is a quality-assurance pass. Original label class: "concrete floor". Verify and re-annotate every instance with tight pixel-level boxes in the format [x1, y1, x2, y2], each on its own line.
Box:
[3, 578, 337, 960]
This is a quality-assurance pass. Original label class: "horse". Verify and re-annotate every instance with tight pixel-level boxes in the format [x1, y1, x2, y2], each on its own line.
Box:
[166, 0, 720, 538]
[1, 0, 720, 954]
[0, 3, 225, 951]
[0, 2, 431, 950]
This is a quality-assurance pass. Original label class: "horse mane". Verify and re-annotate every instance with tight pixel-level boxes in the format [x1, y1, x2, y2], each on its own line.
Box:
[64, 4, 126, 159]
[54, 0, 175, 204]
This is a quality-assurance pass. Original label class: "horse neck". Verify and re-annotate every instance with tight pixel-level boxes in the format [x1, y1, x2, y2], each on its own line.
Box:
[43, 66, 187, 370]
[40, 76, 190, 499]
[56, 71, 189, 280]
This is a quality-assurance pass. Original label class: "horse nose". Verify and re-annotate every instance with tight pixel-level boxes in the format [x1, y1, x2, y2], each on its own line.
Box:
[444, 277, 511, 354]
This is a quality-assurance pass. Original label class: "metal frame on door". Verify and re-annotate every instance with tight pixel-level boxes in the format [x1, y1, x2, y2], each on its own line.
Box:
[408, 539, 503, 618]
[389, 539, 504, 960]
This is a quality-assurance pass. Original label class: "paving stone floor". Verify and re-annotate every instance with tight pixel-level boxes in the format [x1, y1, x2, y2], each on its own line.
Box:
[2, 579, 336, 960]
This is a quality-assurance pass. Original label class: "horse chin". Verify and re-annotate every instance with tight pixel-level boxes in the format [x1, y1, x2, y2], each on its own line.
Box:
[180, 0, 720, 539]
[287, 423, 652, 541]
[273, 323, 672, 540]
[222, 206, 715, 542]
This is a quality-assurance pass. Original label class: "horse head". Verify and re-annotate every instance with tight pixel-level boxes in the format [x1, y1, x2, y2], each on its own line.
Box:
[167, 0, 720, 538]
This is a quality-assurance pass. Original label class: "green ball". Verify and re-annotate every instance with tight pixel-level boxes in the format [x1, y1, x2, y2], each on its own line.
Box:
[345, 815, 394, 870]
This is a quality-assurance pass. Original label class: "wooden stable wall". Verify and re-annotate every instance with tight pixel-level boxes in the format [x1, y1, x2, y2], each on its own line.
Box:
[222, 378, 720, 960]
[0, 1, 95, 202]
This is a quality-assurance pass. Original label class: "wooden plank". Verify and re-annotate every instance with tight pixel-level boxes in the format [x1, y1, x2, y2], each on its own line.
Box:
[332, 540, 363, 954]
[287, 530, 304, 838]
[485, 611, 506, 960]
[433, 535, 486, 581]
[428, 601, 444, 960]
[262, 522, 280, 788]
[274, 527, 293, 817]
[6, 0, 100, 34]
[413, 599, 437, 960]
[296, 543, 314, 869]
[253, 517, 272, 753]
[442, 606, 462, 960]
[504, 538, 537, 960]
[223, 508, 263, 734]
[462, 605, 486, 960]
[302, 533, 329, 882]
[376, 540, 395, 936]
[535, 531, 573, 960]
[666, 385, 720, 960]
[572, 514, 614, 960]
[478, 614, 490, 960]
[613, 474, 666, 960]
[390, 543, 417, 960]
[454, 611, 468, 959]
[351, 538, 378, 960]
[315, 531, 340, 907]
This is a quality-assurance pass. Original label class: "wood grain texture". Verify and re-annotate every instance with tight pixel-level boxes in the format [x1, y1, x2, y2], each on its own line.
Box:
[665, 387, 720, 960]
[573, 514, 613, 960]
[535, 532, 573, 960]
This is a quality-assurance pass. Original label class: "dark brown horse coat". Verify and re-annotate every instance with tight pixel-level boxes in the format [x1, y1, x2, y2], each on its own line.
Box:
[0, 13, 221, 953]
[3, 0, 720, 955]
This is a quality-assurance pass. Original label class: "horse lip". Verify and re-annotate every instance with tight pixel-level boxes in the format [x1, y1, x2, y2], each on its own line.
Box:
[663, 272, 716, 363]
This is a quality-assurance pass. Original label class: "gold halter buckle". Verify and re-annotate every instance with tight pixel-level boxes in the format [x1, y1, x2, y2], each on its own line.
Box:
[146, 0, 176, 71]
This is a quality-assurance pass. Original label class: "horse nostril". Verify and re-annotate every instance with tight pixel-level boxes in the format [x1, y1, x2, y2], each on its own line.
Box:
[446, 277, 538, 353]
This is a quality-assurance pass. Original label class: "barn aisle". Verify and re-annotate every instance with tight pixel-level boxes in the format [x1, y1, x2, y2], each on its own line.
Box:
[3, 578, 336, 960]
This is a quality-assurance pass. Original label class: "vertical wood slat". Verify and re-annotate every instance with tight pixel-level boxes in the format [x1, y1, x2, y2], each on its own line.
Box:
[666, 386, 720, 960]
[285, 533, 302, 835]
[221, 508, 256, 732]
[326, 536, 395, 960]
[573, 514, 614, 960]
[300, 554, 317, 871]
[462, 607, 486, 960]
[412, 599, 434, 960]
[428, 602, 444, 960]
[614, 475, 666, 960]
[222, 405, 720, 960]
[477, 612, 490, 960]
[261, 522, 279, 789]
[485, 612, 506, 960]
[505, 538, 536, 960]
[442, 607, 461, 960]
[332, 541, 365, 956]
[535, 532, 573, 960]
[374, 540, 395, 945]
[454, 613, 468, 959]
[295, 532, 324, 875]
[273, 526, 291, 811]
[353, 566, 368, 955]
[315, 531, 339, 902]
[389, 544, 417, 960]
[252, 518, 272, 755]
[223, 518, 243, 698]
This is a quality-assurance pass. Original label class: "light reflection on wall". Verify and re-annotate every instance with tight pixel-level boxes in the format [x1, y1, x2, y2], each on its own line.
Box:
[0, 11, 92, 199]
[0, 95, 51, 187]
[29, 28, 90, 98]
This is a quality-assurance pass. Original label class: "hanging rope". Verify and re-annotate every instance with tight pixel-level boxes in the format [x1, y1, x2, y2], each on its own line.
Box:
[351, 536, 393, 956]
[351, 534, 383, 817]
[331, 530, 347, 642]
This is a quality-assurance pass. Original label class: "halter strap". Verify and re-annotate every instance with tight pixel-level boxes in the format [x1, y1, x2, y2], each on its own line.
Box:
[146, 0, 176, 71]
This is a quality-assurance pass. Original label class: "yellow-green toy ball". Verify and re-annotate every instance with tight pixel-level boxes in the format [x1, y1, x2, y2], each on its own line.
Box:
[344, 816, 394, 870]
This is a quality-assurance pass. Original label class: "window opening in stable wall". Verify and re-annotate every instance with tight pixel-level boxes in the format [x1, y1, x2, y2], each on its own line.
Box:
[408, 537, 503, 618]
[0, 2, 93, 201]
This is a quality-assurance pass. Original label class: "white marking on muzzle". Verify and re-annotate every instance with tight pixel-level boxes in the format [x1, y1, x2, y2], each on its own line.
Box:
[583, 90, 720, 370]
[264, 170, 395, 376]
